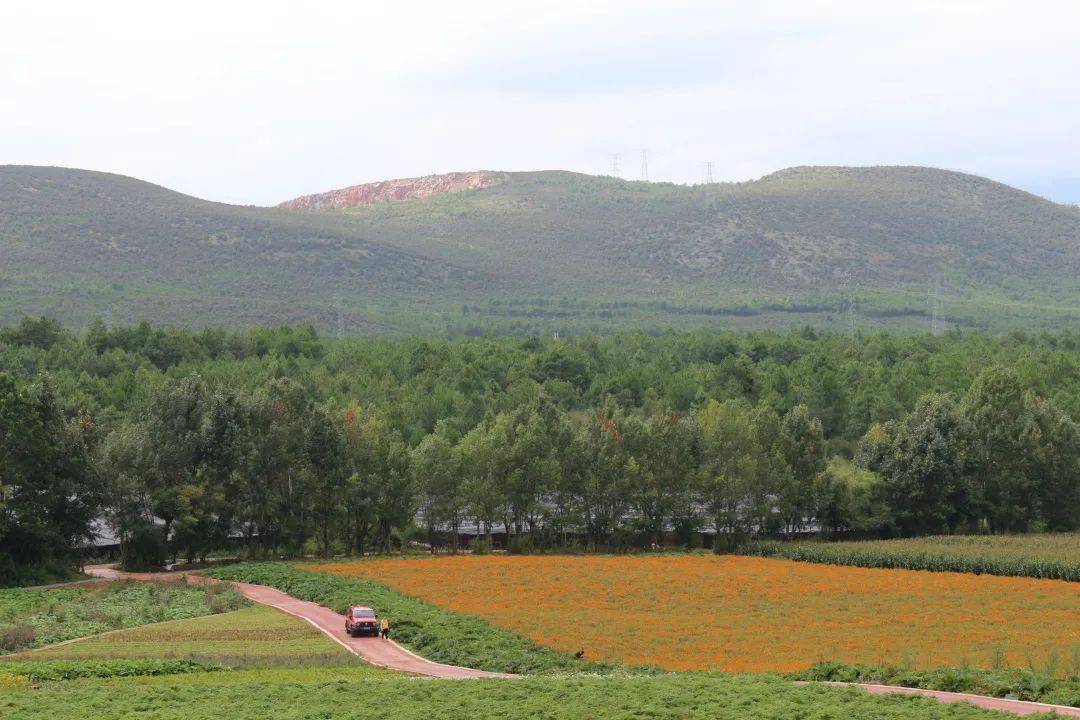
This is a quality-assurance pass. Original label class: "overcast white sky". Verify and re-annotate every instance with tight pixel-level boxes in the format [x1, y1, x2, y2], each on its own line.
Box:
[2, 0, 1079, 205]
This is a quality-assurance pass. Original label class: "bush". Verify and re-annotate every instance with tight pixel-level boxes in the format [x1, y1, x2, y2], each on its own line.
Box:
[0, 659, 226, 681]
[470, 538, 492, 555]
[507, 535, 533, 555]
[204, 585, 246, 614]
[122, 526, 168, 571]
[0, 624, 36, 651]
[0, 672, 28, 689]
[0, 557, 80, 589]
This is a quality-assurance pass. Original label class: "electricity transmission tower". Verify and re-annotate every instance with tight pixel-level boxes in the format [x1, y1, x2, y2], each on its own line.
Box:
[610, 153, 621, 178]
[703, 161, 714, 184]
[638, 148, 649, 182]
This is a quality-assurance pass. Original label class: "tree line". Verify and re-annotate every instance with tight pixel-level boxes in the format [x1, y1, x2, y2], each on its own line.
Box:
[1, 318, 1079, 580]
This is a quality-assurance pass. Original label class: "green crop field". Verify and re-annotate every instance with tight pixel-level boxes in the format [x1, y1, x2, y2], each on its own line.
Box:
[743, 534, 1080, 581]
[0, 580, 247, 653]
[0, 667, 1021, 720]
[12, 605, 349, 666]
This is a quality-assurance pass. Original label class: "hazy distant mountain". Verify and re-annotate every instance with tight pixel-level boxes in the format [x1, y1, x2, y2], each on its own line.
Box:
[2, 165, 1078, 334]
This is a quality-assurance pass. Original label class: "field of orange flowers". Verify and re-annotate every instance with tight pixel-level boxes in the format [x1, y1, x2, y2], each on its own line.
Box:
[308, 555, 1080, 673]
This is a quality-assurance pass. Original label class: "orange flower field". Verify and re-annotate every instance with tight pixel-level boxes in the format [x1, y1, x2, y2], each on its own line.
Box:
[308, 555, 1080, 673]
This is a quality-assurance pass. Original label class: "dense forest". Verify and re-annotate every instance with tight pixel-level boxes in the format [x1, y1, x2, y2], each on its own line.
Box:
[1, 317, 1078, 582]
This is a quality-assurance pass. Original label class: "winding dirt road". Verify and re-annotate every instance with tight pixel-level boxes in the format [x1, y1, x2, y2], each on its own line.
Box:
[82, 565, 1080, 714]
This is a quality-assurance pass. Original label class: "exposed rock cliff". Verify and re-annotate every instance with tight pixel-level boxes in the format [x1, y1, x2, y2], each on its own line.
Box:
[279, 171, 496, 210]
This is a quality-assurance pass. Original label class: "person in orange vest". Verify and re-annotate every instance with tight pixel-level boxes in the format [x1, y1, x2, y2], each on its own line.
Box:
[380, 616, 390, 639]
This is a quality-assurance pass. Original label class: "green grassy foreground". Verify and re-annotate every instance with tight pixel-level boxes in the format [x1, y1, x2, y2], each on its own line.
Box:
[743, 534, 1080, 581]
[0, 658, 225, 683]
[0, 667, 1022, 720]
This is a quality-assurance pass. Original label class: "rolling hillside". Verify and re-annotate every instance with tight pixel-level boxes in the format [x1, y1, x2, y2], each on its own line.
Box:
[2, 164, 1078, 334]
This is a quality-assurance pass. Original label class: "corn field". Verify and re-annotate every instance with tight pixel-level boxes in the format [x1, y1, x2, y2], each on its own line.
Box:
[742, 534, 1080, 581]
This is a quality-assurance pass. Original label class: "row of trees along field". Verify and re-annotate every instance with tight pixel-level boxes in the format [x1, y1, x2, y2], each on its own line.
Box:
[1, 317, 1078, 579]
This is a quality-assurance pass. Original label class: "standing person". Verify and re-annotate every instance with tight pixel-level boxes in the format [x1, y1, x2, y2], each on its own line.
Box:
[380, 616, 390, 639]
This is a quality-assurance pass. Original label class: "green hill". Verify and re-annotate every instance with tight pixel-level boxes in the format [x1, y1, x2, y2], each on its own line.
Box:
[2, 164, 1078, 334]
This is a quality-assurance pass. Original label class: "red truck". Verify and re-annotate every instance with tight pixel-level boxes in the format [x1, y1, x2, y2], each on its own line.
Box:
[345, 605, 380, 637]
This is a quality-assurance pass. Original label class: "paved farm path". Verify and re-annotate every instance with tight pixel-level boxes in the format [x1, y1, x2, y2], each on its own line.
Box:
[800, 682, 1080, 717]
[83, 565, 513, 679]
[81, 565, 1080, 714]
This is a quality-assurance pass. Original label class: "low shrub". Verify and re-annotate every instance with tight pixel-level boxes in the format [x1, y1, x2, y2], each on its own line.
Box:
[0, 558, 81, 589]
[469, 538, 492, 555]
[0, 672, 29, 689]
[121, 525, 169, 572]
[203, 585, 246, 614]
[0, 659, 226, 681]
[0, 624, 36, 651]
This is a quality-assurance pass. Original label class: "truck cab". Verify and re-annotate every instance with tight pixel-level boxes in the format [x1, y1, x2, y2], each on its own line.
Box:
[345, 605, 379, 637]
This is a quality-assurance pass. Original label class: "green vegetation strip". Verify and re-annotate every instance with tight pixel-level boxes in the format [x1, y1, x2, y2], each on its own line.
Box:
[796, 663, 1080, 708]
[0, 659, 225, 681]
[17, 605, 349, 667]
[204, 563, 619, 675]
[0, 562, 83, 590]
[0, 670, 1019, 719]
[743, 534, 1080, 581]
